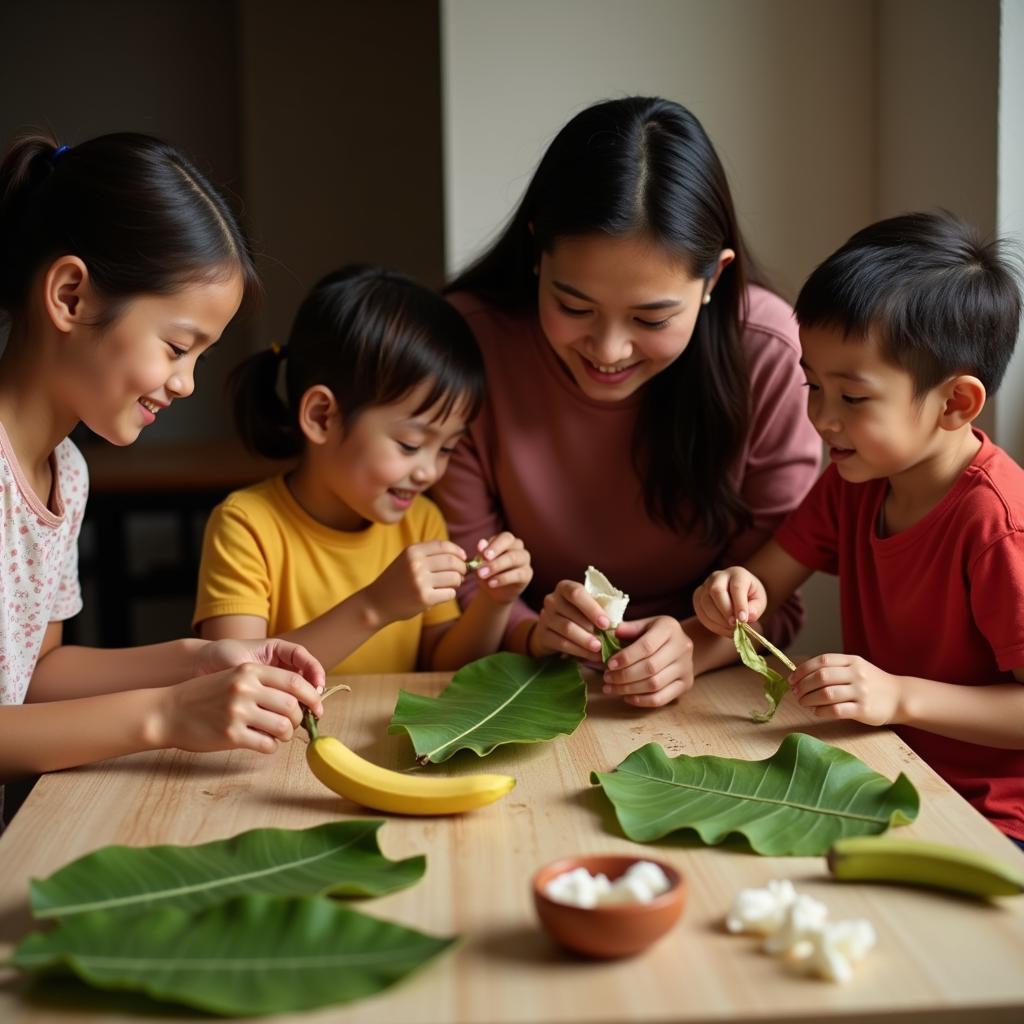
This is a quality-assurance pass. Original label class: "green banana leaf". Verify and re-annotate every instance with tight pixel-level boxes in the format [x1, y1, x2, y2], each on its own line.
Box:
[388, 652, 586, 763]
[11, 894, 455, 1016]
[734, 622, 789, 722]
[31, 821, 424, 920]
[598, 629, 622, 662]
[590, 733, 919, 855]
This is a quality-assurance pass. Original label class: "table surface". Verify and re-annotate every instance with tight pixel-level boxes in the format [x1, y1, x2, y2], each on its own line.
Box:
[1, 665, 1023, 1024]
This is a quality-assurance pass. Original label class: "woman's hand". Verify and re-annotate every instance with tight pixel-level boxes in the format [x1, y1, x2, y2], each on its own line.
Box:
[788, 653, 901, 727]
[153, 663, 325, 754]
[469, 532, 533, 605]
[692, 566, 768, 636]
[365, 540, 468, 624]
[193, 637, 326, 692]
[601, 616, 695, 707]
[530, 579, 607, 659]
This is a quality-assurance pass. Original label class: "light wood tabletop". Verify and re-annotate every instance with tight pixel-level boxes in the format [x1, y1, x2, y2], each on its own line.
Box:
[1, 664, 1023, 1023]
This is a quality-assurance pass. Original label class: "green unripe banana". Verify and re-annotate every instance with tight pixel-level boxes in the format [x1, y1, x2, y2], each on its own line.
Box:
[828, 835, 1024, 899]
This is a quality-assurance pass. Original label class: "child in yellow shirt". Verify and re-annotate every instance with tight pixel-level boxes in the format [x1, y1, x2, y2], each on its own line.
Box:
[194, 265, 533, 672]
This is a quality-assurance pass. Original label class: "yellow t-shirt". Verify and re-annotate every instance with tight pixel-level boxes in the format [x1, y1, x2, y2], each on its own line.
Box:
[193, 476, 460, 674]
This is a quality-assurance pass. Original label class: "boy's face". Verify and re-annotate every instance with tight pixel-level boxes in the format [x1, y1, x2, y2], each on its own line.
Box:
[799, 324, 948, 483]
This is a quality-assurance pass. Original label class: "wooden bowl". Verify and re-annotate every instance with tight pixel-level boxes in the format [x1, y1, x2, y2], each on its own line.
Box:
[532, 854, 686, 958]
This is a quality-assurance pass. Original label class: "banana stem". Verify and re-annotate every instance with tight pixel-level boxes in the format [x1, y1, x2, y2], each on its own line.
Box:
[301, 708, 320, 741]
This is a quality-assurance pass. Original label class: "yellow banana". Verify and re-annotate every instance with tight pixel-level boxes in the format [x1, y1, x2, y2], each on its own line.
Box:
[302, 712, 515, 815]
[828, 835, 1024, 899]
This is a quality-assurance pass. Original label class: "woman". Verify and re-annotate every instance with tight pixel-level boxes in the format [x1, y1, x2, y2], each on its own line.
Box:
[434, 96, 820, 707]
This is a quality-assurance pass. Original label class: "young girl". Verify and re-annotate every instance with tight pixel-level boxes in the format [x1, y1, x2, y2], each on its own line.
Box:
[0, 130, 326, 820]
[434, 96, 822, 706]
[194, 265, 533, 673]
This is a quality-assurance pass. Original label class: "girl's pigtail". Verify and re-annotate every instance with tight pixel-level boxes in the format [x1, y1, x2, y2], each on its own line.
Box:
[0, 131, 59, 312]
[228, 348, 300, 460]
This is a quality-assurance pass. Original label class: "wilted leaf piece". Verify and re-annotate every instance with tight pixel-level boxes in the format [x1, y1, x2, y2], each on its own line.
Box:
[598, 629, 622, 662]
[13, 894, 455, 1016]
[388, 652, 585, 763]
[590, 733, 919, 855]
[734, 622, 790, 722]
[30, 821, 424, 919]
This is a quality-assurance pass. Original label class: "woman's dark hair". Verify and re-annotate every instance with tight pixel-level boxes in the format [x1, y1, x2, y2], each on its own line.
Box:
[0, 129, 258, 327]
[796, 211, 1022, 397]
[231, 264, 486, 459]
[447, 96, 759, 546]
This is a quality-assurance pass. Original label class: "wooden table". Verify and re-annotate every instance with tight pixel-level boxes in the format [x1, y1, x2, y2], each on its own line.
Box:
[1, 666, 1023, 1023]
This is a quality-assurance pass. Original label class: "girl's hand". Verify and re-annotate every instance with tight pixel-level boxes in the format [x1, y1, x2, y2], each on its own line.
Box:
[530, 579, 607, 659]
[601, 616, 695, 707]
[367, 540, 468, 624]
[193, 638, 326, 692]
[788, 654, 901, 727]
[692, 567, 768, 637]
[469, 533, 533, 605]
[155, 663, 325, 754]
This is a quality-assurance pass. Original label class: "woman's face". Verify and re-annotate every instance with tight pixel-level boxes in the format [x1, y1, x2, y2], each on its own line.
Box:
[536, 233, 732, 403]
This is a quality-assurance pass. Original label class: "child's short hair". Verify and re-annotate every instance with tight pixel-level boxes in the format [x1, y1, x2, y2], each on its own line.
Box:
[231, 265, 485, 459]
[795, 211, 1021, 396]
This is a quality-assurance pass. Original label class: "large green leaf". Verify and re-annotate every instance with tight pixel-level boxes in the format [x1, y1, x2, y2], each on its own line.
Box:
[30, 821, 424, 920]
[12, 894, 455, 1016]
[388, 653, 586, 763]
[590, 733, 919, 855]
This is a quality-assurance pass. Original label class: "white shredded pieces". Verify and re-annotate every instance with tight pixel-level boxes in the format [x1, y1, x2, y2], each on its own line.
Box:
[725, 880, 875, 983]
[545, 861, 671, 908]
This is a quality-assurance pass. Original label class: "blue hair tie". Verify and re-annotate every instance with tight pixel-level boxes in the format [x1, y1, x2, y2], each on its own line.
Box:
[52, 145, 69, 160]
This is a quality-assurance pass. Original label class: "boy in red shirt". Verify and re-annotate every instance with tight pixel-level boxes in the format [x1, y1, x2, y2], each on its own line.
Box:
[693, 212, 1024, 848]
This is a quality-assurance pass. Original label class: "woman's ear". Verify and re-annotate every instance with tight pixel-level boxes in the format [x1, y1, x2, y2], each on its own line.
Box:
[939, 374, 986, 429]
[43, 256, 94, 332]
[297, 385, 341, 445]
[705, 248, 736, 298]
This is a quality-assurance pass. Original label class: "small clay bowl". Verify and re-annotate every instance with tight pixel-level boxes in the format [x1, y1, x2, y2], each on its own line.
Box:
[532, 854, 685, 958]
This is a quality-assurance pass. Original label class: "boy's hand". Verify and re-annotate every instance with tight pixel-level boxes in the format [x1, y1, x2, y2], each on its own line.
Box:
[600, 616, 695, 707]
[692, 567, 768, 636]
[367, 540, 468, 624]
[193, 638, 326, 692]
[468, 532, 533, 604]
[788, 653, 901, 726]
[154, 663, 325, 754]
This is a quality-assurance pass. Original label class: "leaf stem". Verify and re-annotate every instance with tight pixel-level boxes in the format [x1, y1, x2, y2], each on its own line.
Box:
[739, 621, 796, 671]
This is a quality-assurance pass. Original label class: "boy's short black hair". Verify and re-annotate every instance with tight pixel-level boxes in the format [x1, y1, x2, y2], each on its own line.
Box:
[795, 211, 1021, 396]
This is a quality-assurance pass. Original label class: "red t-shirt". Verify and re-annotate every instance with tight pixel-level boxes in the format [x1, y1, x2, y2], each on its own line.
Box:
[776, 430, 1024, 839]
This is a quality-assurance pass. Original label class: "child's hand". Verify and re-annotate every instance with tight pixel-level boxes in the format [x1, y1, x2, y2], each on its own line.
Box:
[788, 653, 901, 726]
[367, 540, 468, 624]
[193, 637, 326, 692]
[156, 663, 325, 754]
[468, 532, 533, 604]
[692, 567, 768, 636]
[600, 616, 695, 707]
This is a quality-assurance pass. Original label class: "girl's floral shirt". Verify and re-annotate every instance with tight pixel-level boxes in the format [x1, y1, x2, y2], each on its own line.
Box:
[0, 422, 87, 705]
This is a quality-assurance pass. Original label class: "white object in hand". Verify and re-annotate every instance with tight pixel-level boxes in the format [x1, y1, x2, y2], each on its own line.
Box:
[584, 566, 630, 627]
[545, 861, 671, 908]
[725, 878, 797, 935]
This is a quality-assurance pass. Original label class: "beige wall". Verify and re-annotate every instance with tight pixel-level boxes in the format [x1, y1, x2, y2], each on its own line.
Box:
[441, 0, 1009, 654]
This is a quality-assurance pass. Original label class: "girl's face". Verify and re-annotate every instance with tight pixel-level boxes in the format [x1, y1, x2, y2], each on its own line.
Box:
[66, 273, 244, 445]
[536, 233, 731, 403]
[321, 381, 471, 530]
